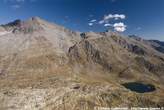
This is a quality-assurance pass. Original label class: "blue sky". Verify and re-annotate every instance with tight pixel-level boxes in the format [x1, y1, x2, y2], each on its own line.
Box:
[0, 0, 164, 40]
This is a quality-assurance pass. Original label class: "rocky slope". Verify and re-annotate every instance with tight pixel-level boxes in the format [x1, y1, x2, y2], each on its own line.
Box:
[0, 17, 164, 110]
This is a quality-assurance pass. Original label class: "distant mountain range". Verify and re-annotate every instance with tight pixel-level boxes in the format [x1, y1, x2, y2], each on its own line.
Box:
[129, 35, 164, 53]
[0, 17, 164, 110]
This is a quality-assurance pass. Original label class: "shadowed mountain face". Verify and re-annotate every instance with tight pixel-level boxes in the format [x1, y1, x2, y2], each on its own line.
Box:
[129, 35, 164, 54]
[148, 40, 164, 53]
[0, 17, 164, 110]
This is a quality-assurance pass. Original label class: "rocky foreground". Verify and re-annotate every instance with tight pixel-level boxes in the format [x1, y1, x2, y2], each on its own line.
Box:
[0, 17, 164, 110]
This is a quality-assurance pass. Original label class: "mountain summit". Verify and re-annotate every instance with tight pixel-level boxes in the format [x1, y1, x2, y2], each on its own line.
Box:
[0, 17, 164, 109]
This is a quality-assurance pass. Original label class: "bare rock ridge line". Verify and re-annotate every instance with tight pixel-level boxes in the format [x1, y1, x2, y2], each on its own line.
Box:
[0, 17, 164, 109]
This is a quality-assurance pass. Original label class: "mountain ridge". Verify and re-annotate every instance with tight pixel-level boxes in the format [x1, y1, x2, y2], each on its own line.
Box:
[0, 17, 164, 110]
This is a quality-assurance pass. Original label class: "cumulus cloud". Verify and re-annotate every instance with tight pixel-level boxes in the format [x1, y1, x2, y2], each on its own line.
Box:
[104, 14, 125, 20]
[99, 14, 126, 24]
[88, 23, 93, 26]
[103, 22, 127, 32]
[88, 19, 97, 26]
[88, 13, 126, 32]
[104, 23, 113, 27]
[90, 19, 97, 22]
[113, 22, 126, 32]
[99, 20, 105, 24]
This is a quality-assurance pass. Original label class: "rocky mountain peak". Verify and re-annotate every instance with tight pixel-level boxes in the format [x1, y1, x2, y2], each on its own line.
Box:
[0, 17, 47, 34]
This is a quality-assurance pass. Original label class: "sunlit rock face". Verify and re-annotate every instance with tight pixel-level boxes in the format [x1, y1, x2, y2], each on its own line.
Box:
[0, 17, 164, 110]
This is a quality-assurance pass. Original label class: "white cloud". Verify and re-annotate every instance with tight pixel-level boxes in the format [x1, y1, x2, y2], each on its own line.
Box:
[103, 22, 127, 32]
[88, 14, 127, 32]
[88, 19, 96, 26]
[90, 19, 97, 22]
[104, 14, 126, 20]
[113, 22, 126, 32]
[98, 13, 127, 32]
[113, 14, 126, 20]
[99, 14, 126, 24]
[104, 23, 113, 27]
[88, 23, 93, 26]
[99, 20, 105, 24]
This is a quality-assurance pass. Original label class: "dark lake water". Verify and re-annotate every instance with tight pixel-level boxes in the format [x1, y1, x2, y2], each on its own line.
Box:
[122, 82, 156, 93]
